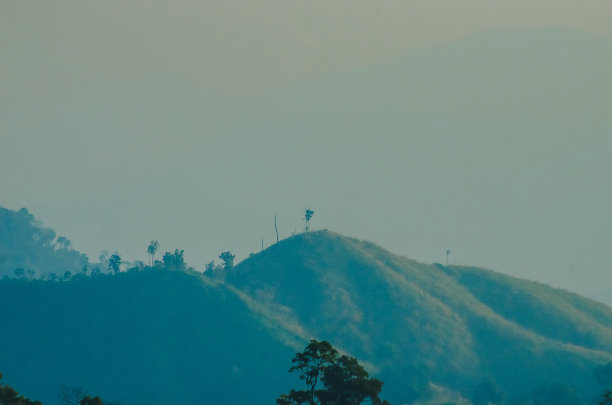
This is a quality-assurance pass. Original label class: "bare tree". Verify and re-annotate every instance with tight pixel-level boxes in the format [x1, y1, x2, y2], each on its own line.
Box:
[446, 250, 451, 266]
[275, 215, 279, 243]
[58, 385, 88, 405]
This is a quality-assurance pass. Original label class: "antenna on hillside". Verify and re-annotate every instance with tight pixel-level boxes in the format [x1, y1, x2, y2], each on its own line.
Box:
[261, 237, 264, 252]
[446, 250, 451, 266]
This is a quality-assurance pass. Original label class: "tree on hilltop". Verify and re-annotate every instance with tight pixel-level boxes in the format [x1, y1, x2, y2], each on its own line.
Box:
[163, 249, 186, 271]
[147, 240, 159, 267]
[108, 253, 121, 274]
[219, 251, 235, 270]
[304, 209, 314, 232]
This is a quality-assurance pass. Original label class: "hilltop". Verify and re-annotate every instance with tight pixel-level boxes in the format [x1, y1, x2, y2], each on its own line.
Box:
[0, 207, 88, 278]
[1, 230, 611, 404]
[227, 231, 612, 401]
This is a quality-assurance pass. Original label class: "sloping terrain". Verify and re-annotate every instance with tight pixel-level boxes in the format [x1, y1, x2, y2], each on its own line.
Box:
[226, 231, 612, 401]
[1, 231, 611, 404]
[0, 270, 295, 405]
[0, 207, 88, 278]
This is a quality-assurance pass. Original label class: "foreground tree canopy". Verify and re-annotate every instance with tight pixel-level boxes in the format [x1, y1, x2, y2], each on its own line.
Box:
[277, 340, 390, 405]
[0, 372, 41, 405]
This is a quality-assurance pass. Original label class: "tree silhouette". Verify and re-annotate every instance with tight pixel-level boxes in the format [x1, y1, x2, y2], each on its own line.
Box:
[219, 251, 235, 270]
[58, 385, 88, 405]
[162, 249, 186, 271]
[0, 372, 42, 405]
[277, 340, 390, 405]
[56, 236, 71, 249]
[304, 209, 314, 232]
[79, 396, 104, 405]
[108, 253, 121, 274]
[147, 240, 159, 267]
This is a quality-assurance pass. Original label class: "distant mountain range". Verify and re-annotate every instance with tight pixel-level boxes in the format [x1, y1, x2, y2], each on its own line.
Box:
[1, 210, 611, 404]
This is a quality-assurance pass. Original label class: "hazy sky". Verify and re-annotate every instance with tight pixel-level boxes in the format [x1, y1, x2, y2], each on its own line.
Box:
[1, 1, 611, 303]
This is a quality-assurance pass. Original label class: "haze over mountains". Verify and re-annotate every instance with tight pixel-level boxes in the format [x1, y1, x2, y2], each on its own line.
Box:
[1, 207, 611, 405]
[2, 28, 611, 306]
[3, 3, 611, 404]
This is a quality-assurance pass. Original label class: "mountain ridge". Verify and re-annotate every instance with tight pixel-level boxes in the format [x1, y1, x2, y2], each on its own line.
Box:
[224, 231, 612, 400]
[1, 229, 611, 404]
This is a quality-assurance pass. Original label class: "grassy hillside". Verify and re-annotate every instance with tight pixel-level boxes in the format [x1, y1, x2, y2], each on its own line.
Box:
[2, 230, 611, 404]
[227, 231, 612, 401]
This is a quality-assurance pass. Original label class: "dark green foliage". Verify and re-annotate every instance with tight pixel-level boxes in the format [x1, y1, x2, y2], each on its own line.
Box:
[0, 270, 295, 405]
[79, 397, 103, 405]
[277, 340, 389, 405]
[2, 231, 612, 405]
[162, 249, 185, 271]
[600, 390, 612, 405]
[472, 379, 504, 405]
[107, 254, 121, 274]
[0, 372, 42, 405]
[219, 251, 235, 270]
[531, 382, 583, 405]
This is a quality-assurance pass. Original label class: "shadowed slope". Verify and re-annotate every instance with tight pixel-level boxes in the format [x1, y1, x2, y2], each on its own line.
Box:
[2, 230, 612, 404]
[0, 269, 295, 405]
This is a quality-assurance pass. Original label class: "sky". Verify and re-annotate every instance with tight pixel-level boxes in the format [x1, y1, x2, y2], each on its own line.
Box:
[1, 1, 611, 304]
